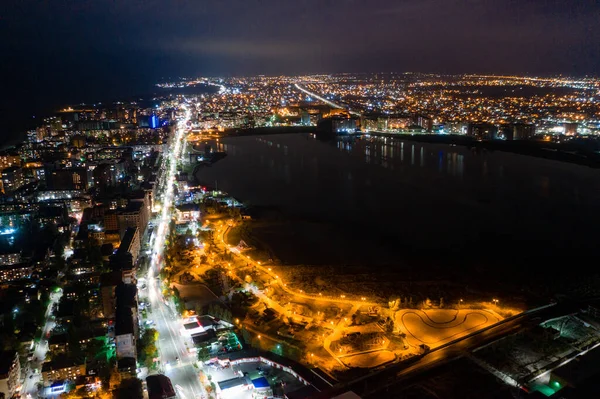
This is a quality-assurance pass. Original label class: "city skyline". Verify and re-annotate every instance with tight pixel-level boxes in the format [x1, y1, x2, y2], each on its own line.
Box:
[2, 0, 600, 138]
[1, 63, 600, 399]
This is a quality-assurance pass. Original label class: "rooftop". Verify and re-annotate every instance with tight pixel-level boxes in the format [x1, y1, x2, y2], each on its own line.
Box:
[218, 376, 251, 391]
[146, 374, 176, 399]
[42, 356, 84, 372]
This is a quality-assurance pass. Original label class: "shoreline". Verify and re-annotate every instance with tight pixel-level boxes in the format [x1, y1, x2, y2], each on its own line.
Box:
[191, 133, 599, 305]
[360, 132, 600, 168]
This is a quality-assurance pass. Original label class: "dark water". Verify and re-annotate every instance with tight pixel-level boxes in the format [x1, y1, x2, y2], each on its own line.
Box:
[195, 134, 600, 290]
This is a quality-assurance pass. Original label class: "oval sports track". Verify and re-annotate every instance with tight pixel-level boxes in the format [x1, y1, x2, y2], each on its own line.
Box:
[395, 309, 502, 348]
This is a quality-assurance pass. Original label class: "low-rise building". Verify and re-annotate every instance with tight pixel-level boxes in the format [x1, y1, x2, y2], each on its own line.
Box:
[0, 263, 33, 282]
[48, 334, 69, 353]
[0, 251, 20, 266]
[146, 374, 176, 399]
[41, 357, 86, 386]
[117, 358, 137, 379]
[176, 203, 200, 222]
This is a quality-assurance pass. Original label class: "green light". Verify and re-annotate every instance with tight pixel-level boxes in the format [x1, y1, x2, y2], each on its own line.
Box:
[553, 381, 560, 388]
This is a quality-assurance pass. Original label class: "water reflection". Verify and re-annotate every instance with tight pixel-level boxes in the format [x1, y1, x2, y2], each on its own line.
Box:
[328, 136, 470, 181]
[195, 133, 600, 260]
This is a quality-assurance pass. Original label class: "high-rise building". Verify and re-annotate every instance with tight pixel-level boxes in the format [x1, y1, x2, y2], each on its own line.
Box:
[564, 122, 579, 136]
[150, 114, 159, 129]
[0, 153, 22, 171]
[500, 123, 536, 140]
[47, 168, 88, 191]
[417, 115, 433, 131]
[467, 123, 498, 140]
[117, 202, 147, 238]
[115, 283, 138, 360]
[1, 167, 25, 193]
[103, 211, 119, 231]
[0, 350, 21, 399]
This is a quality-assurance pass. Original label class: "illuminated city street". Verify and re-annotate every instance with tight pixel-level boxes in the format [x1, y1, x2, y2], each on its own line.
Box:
[145, 103, 205, 399]
[21, 290, 62, 398]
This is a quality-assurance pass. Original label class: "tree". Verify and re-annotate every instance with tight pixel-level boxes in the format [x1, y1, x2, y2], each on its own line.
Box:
[60, 386, 86, 399]
[228, 207, 241, 220]
[197, 345, 211, 362]
[84, 337, 106, 360]
[221, 309, 233, 323]
[115, 378, 143, 399]
[137, 328, 158, 368]
[385, 317, 394, 333]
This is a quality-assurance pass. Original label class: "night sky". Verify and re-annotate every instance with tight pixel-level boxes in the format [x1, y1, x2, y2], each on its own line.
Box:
[1, 0, 599, 138]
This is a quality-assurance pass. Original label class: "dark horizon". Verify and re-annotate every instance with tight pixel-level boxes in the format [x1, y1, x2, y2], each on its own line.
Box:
[2, 0, 599, 142]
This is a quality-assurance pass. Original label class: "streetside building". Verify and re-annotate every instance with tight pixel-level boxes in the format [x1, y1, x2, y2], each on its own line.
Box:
[175, 203, 200, 222]
[0, 350, 21, 399]
[117, 227, 140, 263]
[146, 374, 176, 399]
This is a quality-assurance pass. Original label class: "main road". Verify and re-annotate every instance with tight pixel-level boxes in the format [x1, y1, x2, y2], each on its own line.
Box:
[22, 290, 62, 398]
[294, 83, 361, 117]
[146, 101, 205, 399]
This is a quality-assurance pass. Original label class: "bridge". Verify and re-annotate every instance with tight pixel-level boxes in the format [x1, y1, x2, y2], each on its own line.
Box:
[294, 83, 362, 117]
